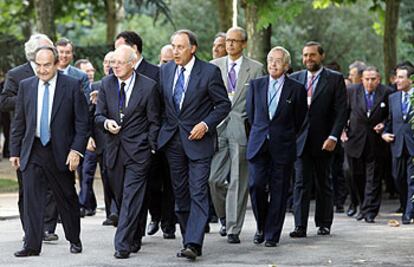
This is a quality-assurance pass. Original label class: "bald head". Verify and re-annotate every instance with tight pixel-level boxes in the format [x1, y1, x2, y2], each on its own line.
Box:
[112, 45, 137, 81]
[159, 44, 173, 65]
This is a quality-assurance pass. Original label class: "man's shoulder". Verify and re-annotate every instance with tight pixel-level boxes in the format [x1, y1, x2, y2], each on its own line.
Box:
[142, 59, 160, 72]
[243, 56, 263, 69]
[210, 56, 226, 66]
[285, 75, 304, 89]
[68, 66, 88, 78]
[8, 62, 33, 78]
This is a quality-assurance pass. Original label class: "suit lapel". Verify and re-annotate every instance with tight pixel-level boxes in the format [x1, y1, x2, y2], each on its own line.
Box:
[311, 68, 328, 104]
[394, 92, 403, 121]
[272, 76, 291, 120]
[261, 77, 269, 119]
[123, 74, 140, 119]
[107, 76, 121, 122]
[30, 78, 39, 127]
[180, 59, 201, 112]
[232, 58, 249, 106]
[371, 86, 384, 114]
[51, 73, 65, 123]
[165, 63, 176, 112]
[356, 86, 368, 117]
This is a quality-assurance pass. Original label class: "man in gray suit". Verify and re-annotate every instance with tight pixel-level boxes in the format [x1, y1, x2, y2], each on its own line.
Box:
[209, 26, 263, 244]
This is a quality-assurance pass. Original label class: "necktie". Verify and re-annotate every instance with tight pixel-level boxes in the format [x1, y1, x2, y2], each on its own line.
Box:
[119, 82, 126, 121]
[173, 67, 185, 111]
[227, 63, 237, 93]
[307, 75, 315, 107]
[268, 79, 278, 119]
[366, 92, 374, 116]
[40, 82, 50, 146]
[402, 92, 409, 119]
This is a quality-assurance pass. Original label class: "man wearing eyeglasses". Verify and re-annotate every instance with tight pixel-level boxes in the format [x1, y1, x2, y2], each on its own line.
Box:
[208, 26, 263, 244]
[95, 45, 161, 259]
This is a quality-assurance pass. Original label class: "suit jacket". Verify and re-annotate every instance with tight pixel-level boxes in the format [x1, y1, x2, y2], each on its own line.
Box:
[384, 91, 414, 157]
[290, 67, 347, 157]
[0, 62, 35, 112]
[210, 56, 263, 145]
[67, 65, 91, 100]
[157, 58, 231, 160]
[95, 73, 161, 168]
[89, 81, 107, 155]
[136, 59, 160, 84]
[10, 73, 89, 172]
[246, 75, 307, 163]
[343, 84, 392, 158]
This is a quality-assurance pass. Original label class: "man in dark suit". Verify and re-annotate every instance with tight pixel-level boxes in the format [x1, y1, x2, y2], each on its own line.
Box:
[0, 34, 56, 240]
[158, 29, 231, 260]
[382, 65, 414, 224]
[95, 45, 160, 259]
[10, 46, 89, 257]
[289, 41, 347, 238]
[343, 66, 392, 223]
[247, 46, 307, 247]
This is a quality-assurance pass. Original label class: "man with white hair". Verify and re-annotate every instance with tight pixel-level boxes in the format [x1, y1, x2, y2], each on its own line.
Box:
[0, 33, 54, 239]
[95, 45, 160, 259]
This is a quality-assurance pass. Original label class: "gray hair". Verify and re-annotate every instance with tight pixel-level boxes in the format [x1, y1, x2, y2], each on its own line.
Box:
[349, 60, 367, 75]
[24, 34, 53, 62]
[268, 46, 291, 66]
[34, 46, 60, 64]
[227, 27, 248, 42]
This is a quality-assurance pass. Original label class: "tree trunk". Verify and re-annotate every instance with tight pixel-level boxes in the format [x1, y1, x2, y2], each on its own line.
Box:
[215, 0, 233, 31]
[243, 1, 271, 64]
[383, 0, 400, 83]
[33, 0, 56, 41]
[105, 0, 124, 45]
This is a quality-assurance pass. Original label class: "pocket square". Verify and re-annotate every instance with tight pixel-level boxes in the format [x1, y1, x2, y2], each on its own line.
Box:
[286, 99, 292, 104]
[380, 102, 386, 108]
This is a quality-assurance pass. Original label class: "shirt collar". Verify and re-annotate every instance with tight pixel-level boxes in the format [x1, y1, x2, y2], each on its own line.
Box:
[307, 67, 323, 80]
[179, 56, 196, 73]
[269, 74, 285, 86]
[40, 72, 58, 88]
[29, 61, 38, 75]
[134, 57, 144, 70]
[117, 71, 135, 87]
[227, 56, 243, 68]
[60, 65, 70, 74]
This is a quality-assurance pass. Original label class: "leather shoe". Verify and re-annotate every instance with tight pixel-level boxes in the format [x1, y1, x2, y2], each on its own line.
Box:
[102, 218, 114, 226]
[109, 213, 119, 227]
[317, 227, 330, 236]
[264, 241, 277, 247]
[355, 213, 365, 221]
[163, 232, 176, 239]
[177, 246, 199, 260]
[227, 234, 240, 244]
[365, 217, 375, 223]
[204, 224, 210, 233]
[402, 216, 413, 224]
[131, 242, 141, 253]
[219, 225, 227, 236]
[43, 232, 59, 242]
[289, 227, 306, 238]
[114, 251, 130, 259]
[347, 205, 357, 217]
[79, 207, 86, 218]
[85, 209, 96, 216]
[147, 221, 160, 235]
[70, 242, 82, 254]
[14, 248, 40, 257]
[253, 231, 264, 244]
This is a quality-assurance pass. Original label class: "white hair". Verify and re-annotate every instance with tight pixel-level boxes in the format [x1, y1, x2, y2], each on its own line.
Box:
[24, 34, 53, 61]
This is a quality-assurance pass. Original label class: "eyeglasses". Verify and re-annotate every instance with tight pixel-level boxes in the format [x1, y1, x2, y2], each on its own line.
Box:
[109, 60, 131, 66]
[225, 39, 245, 44]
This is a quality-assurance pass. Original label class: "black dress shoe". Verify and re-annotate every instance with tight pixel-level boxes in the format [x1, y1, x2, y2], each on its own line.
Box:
[227, 234, 240, 244]
[79, 207, 86, 218]
[253, 231, 264, 244]
[43, 232, 59, 242]
[347, 205, 357, 217]
[163, 232, 176, 239]
[147, 221, 160, 235]
[102, 218, 114, 226]
[85, 209, 96, 216]
[335, 205, 345, 213]
[14, 248, 40, 257]
[109, 213, 119, 227]
[355, 213, 365, 221]
[114, 251, 130, 259]
[219, 225, 227, 236]
[131, 242, 141, 253]
[289, 227, 306, 238]
[204, 224, 210, 233]
[264, 241, 277, 247]
[317, 227, 330, 235]
[364, 217, 375, 223]
[70, 242, 82, 254]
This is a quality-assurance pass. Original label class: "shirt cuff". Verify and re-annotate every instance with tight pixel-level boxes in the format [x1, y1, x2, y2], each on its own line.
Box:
[104, 119, 109, 131]
[201, 121, 209, 132]
[71, 149, 84, 158]
[328, 136, 338, 142]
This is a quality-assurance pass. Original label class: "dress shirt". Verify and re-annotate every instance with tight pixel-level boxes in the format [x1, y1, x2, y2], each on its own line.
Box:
[268, 74, 285, 119]
[227, 56, 243, 82]
[36, 74, 57, 138]
[60, 65, 71, 75]
[117, 71, 136, 108]
[173, 56, 195, 110]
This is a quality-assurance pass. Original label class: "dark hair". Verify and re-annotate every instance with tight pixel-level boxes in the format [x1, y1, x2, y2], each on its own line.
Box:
[304, 41, 324, 55]
[34, 46, 60, 64]
[116, 31, 143, 53]
[349, 60, 366, 75]
[396, 65, 414, 78]
[362, 65, 380, 75]
[171, 29, 198, 47]
[55, 38, 74, 50]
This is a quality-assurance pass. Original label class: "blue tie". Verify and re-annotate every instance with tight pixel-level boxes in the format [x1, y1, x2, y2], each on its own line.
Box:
[40, 82, 50, 145]
[402, 92, 410, 118]
[173, 67, 185, 111]
[268, 79, 278, 119]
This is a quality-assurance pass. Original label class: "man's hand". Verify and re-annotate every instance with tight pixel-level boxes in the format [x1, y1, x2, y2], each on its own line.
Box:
[340, 131, 348, 142]
[86, 137, 96, 152]
[188, 122, 208, 141]
[106, 119, 121, 135]
[66, 150, 80, 172]
[382, 133, 395, 143]
[322, 138, 337, 152]
[90, 90, 99, 105]
[373, 123, 384, 134]
[9, 157, 20, 169]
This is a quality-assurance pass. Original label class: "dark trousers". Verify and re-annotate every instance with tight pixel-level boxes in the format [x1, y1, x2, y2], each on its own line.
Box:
[164, 133, 211, 247]
[22, 139, 80, 251]
[330, 143, 347, 207]
[248, 141, 293, 243]
[0, 111, 10, 157]
[392, 149, 414, 219]
[147, 151, 176, 234]
[98, 152, 118, 218]
[293, 151, 333, 229]
[78, 150, 97, 211]
[347, 147, 383, 218]
[16, 169, 24, 231]
[108, 146, 150, 252]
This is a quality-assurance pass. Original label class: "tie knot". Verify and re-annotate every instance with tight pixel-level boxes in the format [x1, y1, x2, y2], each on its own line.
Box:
[231, 62, 236, 68]
[121, 82, 126, 88]
[180, 67, 186, 73]
[272, 79, 278, 88]
[44, 82, 49, 87]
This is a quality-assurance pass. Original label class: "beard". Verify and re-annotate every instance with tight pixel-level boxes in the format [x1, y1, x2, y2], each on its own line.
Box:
[305, 61, 321, 72]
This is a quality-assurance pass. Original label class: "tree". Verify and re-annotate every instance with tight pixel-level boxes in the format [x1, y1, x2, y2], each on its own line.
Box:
[34, 0, 56, 40]
[215, 0, 233, 32]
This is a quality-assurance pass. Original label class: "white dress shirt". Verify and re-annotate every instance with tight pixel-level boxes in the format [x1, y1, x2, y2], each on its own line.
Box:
[36, 74, 57, 138]
[117, 71, 136, 108]
[173, 56, 195, 110]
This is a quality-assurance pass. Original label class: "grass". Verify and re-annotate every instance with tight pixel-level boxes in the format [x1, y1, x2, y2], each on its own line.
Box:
[0, 178, 18, 193]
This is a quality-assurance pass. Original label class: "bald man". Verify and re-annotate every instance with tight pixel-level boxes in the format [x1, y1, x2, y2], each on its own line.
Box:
[95, 45, 160, 259]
